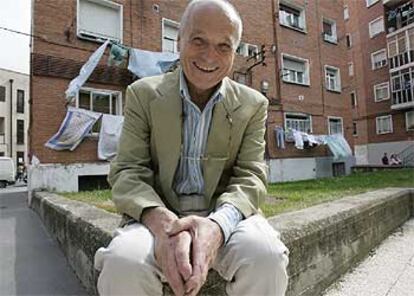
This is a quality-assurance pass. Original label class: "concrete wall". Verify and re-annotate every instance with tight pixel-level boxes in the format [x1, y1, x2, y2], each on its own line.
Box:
[30, 188, 413, 296]
[355, 140, 414, 165]
[268, 156, 355, 183]
[28, 162, 110, 194]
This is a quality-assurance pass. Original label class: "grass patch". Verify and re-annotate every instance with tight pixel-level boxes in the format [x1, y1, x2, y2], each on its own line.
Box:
[62, 168, 414, 217]
[263, 168, 414, 217]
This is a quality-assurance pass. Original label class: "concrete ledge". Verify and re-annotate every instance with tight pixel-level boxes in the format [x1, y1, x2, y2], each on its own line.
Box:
[30, 188, 413, 296]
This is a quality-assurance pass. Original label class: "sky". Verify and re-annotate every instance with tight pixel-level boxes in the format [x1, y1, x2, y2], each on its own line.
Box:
[0, 0, 31, 74]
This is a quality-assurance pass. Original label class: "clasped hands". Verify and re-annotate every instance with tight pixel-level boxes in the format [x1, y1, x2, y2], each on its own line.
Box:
[143, 207, 224, 296]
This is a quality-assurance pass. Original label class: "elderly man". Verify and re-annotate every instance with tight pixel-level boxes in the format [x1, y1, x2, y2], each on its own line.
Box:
[94, 0, 289, 295]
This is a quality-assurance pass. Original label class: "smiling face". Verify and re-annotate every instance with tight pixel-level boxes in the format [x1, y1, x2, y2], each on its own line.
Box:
[179, 4, 238, 98]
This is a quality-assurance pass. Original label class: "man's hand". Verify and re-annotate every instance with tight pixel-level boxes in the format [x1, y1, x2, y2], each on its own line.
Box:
[142, 207, 193, 296]
[168, 216, 224, 296]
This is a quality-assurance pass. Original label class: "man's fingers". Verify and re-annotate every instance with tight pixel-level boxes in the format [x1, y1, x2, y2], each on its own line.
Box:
[168, 217, 194, 236]
[175, 232, 192, 281]
[165, 239, 185, 296]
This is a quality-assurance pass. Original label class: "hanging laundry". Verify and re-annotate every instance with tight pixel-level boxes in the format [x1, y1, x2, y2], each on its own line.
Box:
[324, 134, 352, 160]
[108, 43, 129, 67]
[292, 129, 304, 150]
[65, 40, 110, 102]
[128, 48, 179, 78]
[97, 114, 124, 160]
[274, 126, 285, 149]
[45, 107, 102, 151]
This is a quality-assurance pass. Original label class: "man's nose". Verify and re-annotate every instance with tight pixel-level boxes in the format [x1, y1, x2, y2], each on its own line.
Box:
[201, 44, 219, 62]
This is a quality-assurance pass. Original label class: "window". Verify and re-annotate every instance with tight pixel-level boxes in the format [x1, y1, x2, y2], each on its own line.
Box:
[282, 54, 310, 85]
[0, 117, 4, 144]
[348, 63, 354, 76]
[16, 151, 24, 166]
[328, 117, 343, 135]
[236, 42, 259, 59]
[352, 121, 358, 136]
[77, 0, 123, 43]
[346, 34, 352, 48]
[76, 88, 122, 133]
[162, 18, 179, 54]
[366, 0, 379, 7]
[16, 119, 24, 144]
[351, 92, 357, 108]
[279, 3, 306, 31]
[0, 86, 5, 102]
[285, 113, 312, 133]
[323, 18, 337, 43]
[325, 66, 341, 92]
[233, 71, 252, 86]
[406, 111, 414, 130]
[376, 115, 393, 134]
[369, 17, 384, 38]
[374, 82, 390, 102]
[391, 67, 414, 106]
[344, 6, 349, 20]
[17, 90, 24, 113]
[371, 49, 387, 70]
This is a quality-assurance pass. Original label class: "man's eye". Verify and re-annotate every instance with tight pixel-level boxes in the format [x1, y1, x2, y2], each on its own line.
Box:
[192, 38, 204, 46]
[218, 43, 232, 53]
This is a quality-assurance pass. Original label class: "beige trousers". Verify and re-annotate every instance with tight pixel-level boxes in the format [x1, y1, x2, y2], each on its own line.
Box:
[94, 215, 289, 296]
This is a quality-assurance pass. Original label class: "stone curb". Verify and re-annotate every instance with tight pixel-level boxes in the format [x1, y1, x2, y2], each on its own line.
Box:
[30, 188, 413, 295]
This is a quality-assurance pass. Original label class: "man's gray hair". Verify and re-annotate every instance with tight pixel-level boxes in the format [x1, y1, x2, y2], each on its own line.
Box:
[179, 0, 243, 49]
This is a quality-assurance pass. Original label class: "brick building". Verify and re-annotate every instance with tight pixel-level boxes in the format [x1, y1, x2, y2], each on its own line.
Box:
[30, 0, 355, 192]
[0, 68, 30, 166]
[344, 0, 414, 165]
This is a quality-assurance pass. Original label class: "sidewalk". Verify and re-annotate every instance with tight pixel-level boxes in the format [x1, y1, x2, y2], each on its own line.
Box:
[324, 218, 414, 296]
[0, 189, 87, 295]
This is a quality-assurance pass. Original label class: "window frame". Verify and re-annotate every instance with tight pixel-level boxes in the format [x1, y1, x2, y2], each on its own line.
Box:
[406, 110, 414, 131]
[322, 18, 338, 44]
[366, 0, 380, 8]
[0, 86, 5, 102]
[348, 62, 354, 77]
[236, 42, 259, 59]
[16, 89, 24, 114]
[76, 0, 123, 43]
[346, 33, 352, 48]
[352, 121, 358, 136]
[281, 53, 310, 86]
[369, 16, 385, 38]
[376, 115, 393, 134]
[75, 87, 123, 135]
[278, 2, 306, 32]
[344, 5, 349, 20]
[351, 91, 357, 108]
[374, 82, 390, 102]
[284, 112, 313, 133]
[162, 18, 180, 54]
[371, 48, 388, 70]
[324, 65, 341, 92]
[328, 116, 344, 135]
[16, 119, 24, 145]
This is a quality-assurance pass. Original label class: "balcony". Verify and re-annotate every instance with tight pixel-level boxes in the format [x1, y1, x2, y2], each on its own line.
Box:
[385, 1, 414, 33]
[391, 86, 414, 109]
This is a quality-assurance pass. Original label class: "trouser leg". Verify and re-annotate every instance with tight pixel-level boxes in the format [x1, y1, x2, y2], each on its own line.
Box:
[94, 223, 164, 296]
[213, 215, 289, 296]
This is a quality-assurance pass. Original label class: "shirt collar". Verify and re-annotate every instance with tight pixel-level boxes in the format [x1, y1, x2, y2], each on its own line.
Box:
[179, 69, 223, 105]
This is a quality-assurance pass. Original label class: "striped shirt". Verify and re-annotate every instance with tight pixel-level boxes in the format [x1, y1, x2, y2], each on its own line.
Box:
[173, 70, 242, 243]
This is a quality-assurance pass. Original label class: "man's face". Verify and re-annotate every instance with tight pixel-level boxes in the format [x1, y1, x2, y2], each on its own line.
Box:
[179, 6, 238, 95]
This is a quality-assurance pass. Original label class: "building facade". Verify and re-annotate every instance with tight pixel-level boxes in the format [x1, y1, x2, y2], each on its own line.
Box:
[0, 68, 30, 166]
[345, 0, 414, 165]
[30, 0, 355, 191]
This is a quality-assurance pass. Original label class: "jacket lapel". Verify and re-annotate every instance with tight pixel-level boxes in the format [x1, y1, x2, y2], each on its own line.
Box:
[150, 70, 182, 202]
[204, 78, 241, 200]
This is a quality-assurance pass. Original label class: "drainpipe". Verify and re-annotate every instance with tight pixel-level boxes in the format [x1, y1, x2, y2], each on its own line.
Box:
[9, 79, 13, 158]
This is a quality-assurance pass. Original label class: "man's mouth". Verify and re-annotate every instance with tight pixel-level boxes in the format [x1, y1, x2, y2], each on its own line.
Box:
[193, 62, 218, 73]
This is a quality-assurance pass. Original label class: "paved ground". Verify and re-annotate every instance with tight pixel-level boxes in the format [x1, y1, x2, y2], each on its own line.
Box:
[0, 187, 87, 296]
[324, 218, 414, 296]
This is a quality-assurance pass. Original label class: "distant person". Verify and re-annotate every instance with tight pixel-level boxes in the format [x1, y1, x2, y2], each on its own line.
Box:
[390, 154, 402, 165]
[382, 153, 389, 165]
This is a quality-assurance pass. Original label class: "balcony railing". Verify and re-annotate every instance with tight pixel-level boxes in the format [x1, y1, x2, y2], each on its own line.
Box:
[392, 88, 414, 109]
[389, 50, 414, 69]
[386, 2, 414, 33]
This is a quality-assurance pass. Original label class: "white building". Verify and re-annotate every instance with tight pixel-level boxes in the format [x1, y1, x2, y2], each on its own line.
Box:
[0, 68, 30, 166]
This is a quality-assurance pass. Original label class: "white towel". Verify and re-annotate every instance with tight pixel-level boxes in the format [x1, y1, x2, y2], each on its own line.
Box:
[128, 48, 178, 78]
[97, 114, 124, 160]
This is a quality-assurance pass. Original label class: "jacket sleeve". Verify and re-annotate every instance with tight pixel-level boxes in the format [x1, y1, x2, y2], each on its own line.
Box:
[108, 84, 165, 221]
[215, 99, 268, 218]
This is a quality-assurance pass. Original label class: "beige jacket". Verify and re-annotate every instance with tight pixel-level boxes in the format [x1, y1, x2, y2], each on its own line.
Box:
[108, 68, 268, 221]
